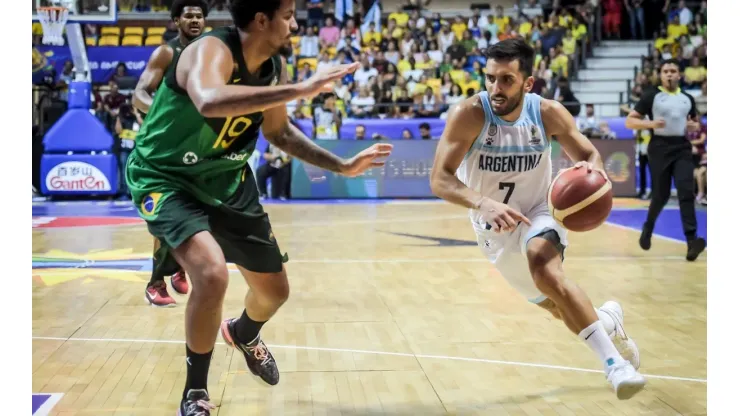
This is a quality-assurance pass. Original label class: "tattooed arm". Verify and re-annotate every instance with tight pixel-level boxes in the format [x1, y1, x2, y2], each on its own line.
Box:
[262, 57, 393, 177]
[263, 116, 346, 173]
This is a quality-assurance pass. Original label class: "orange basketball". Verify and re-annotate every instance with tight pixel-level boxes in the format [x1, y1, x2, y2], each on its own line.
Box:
[547, 167, 613, 232]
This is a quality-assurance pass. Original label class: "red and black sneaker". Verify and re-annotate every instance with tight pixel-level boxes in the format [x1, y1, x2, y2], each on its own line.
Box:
[220, 318, 279, 386]
[144, 281, 176, 307]
[170, 269, 189, 295]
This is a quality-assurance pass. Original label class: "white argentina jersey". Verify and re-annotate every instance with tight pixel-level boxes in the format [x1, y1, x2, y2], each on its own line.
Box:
[456, 91, 552, 232]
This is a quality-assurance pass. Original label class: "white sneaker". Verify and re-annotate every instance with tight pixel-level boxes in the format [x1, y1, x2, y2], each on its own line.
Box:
[600, 301, 640, 369]
[606, 360, 646, 400]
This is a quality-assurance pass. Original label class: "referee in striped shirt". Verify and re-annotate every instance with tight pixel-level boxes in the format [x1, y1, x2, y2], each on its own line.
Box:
[626, 59, 706, 261]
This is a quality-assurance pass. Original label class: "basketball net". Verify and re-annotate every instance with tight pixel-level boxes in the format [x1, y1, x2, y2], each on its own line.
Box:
[37, 6, 69, 46]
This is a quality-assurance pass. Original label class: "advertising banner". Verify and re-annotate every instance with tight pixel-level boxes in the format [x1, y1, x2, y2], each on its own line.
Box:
[34, 45, 156, 84]
[291, 139, 636, 198]
[40, 154, 118, 195]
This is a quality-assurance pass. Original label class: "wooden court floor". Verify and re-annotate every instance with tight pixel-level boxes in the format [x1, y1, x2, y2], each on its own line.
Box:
[32, 201, 707, 415]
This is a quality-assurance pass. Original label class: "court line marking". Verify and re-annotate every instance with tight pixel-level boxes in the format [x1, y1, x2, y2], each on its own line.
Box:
[32, 336, 705, 384]
[271, 215, 467, 228]
[32, 393, 64, 416]
[604, 221, 688, 245]
[280, 256, 697, 264]
[31, 215, 471, 230]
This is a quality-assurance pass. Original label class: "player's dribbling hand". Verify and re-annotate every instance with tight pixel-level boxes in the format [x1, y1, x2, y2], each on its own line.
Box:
[340, 143, 394, 177]
[478, 197, 531, 234]
[572, 161, 609, 182]
[302, 63, 361, 98]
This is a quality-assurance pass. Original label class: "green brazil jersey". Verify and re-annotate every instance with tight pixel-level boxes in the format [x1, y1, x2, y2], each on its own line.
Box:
[126, 26, 282, 211]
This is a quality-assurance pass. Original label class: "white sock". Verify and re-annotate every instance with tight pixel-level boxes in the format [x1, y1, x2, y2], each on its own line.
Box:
[578, 320, 624, 370]
[596, 307, 616, 335]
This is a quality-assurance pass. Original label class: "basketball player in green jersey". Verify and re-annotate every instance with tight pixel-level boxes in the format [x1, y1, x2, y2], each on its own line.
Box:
[125, 0, 392, 413]
[132, 0, 209, 307]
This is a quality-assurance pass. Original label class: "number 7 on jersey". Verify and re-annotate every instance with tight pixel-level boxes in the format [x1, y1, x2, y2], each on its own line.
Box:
[499, 182, 515, 204]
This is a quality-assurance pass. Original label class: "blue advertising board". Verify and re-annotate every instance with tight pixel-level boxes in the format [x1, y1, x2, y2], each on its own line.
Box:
[41, 154, 118, 196]
[34, 45, 156, 84]
[291, 140, 436, 198]
[290, 139, 636, 199]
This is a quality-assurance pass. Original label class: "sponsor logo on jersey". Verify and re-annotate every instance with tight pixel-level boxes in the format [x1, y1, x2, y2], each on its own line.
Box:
[141, 192, 163, 216]
[478, 154, 543, 173]
[484, 125, 497, 146]
[221, 152, 250, 161]
[45, 161, 112, 192]
[183, 151, 199, 165]
[529, 125, 542, 145]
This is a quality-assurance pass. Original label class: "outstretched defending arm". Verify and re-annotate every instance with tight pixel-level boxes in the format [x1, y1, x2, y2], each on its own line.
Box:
[132, 44, 174, 114]
[180, 37, 358, 118]
[262, 57, 392, 177]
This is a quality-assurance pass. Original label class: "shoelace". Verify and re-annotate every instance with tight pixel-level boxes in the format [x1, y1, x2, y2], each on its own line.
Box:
[248, 341, 273, 366]
[186, 399, 216, 416]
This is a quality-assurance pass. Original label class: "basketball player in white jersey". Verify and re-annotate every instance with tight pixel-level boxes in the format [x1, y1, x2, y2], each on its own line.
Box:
[430, 39, 646, 399]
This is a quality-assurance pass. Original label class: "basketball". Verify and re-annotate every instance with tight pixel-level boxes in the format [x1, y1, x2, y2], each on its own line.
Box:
[548, 167, 613, 232]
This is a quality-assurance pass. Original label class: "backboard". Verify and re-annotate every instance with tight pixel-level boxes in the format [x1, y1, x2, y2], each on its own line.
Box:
[32, 0, 118, 23]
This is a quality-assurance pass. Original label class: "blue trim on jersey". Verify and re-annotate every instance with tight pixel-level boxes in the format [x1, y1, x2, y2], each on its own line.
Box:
[526, 94, 550, 148]
[479, 91, 495, 124]
[462, 93, 493, 162]
[465, 92, 550, 159]
[469, 143, 544, 153]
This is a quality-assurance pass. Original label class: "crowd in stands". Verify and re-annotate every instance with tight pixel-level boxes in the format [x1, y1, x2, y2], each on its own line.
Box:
[281, 2, 594, 137]
[628, 1, 706, 114]
[32, 1, 708, 202]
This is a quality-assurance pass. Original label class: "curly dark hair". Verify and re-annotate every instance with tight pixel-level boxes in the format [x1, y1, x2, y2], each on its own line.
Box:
[170, 0, 209, 20]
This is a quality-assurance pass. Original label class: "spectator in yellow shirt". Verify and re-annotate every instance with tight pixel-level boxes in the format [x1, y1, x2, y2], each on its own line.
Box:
[383, 18, 404, 40]
[415, 53, 436, 71]
[683, 56, 707, 88]
[549, 46, 569, 78]
[667, 15, 688, 40]
[561, 31, 576, 57]
[388, 7, 409, 29]
[451, 16, 468, 41]
[396, 55, 412, 74]
[493, 5, 510, 33]
[362, 22, 381, 46]
[449, 60, 467, 86]
[572, 16, 588, 40]
[460, 71, 481, 96]
[518, 17, 533, 38]
[654, 28, 674, 52]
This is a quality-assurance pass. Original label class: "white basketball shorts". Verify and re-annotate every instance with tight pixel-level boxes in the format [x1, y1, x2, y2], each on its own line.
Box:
[474, 200, 569, 304]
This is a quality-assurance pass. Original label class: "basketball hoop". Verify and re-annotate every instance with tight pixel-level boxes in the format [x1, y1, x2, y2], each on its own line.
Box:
[37, 6, 69, 46]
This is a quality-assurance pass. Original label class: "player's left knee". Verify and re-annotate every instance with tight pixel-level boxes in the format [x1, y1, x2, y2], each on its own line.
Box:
[527, 241, 567, 299]
[261, 271, 290, 307]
